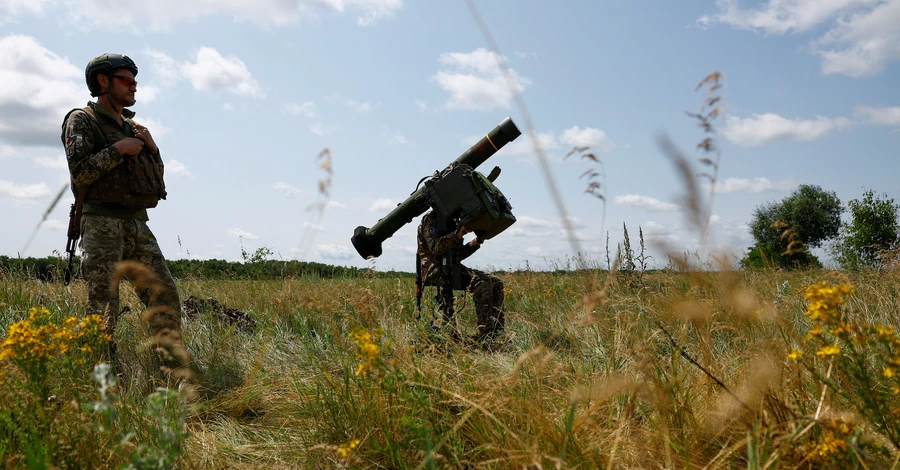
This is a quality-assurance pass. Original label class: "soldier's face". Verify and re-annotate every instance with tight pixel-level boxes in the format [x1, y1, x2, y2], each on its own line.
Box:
[108, 69, 137, 108]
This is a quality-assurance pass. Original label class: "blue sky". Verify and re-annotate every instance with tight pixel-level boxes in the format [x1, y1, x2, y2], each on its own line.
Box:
[1, 0, 898, 272]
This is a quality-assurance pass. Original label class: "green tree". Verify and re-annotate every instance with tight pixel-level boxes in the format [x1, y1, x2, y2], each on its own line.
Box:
[744, 185, 842, 268]
[832, 189, 900, 269]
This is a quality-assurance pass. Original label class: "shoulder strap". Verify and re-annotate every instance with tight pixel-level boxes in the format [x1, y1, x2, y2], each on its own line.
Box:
[61, 107, 109, 148]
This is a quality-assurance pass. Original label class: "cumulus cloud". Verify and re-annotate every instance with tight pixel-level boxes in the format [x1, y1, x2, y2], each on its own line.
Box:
[317, 244, 353, 260]
[282, 101, 317, 118]
[273, 181, 303, 198]
[303, 222, 326, 232]
[560, 126, 614, 152]
[182, 47, 261, 96]
[166, 159, 193, 178]
[369, 198, 395, 212]
[34, 155, 67, 170]
[327, 95, 372, 113]
[494, 130, 558, 156]
[41, 219, 64, 230]
[327, 200, 348, 209]
[713, 177, 798, 193]
[0, 179, 52, 201]
[415, 99, 427, 112]
[855, 105, 900, 126]
[507, 215, 586, 238]
[0, 35, 85, 147]
[721, 113, 850, 147]
[388, 130, 408, 145]
[699, 0, 900, 78]
[433, 48, 531, 111]
[14, 0, 402, 29]
[614, 194, 681, 212]
[143, 48, 182, 85]
[228, 228, 259, 239]
[310, 124, 337, 136]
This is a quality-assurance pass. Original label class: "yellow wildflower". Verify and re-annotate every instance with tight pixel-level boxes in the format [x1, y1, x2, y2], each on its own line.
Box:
[336, 438, 360, 458]
[807, 327, 825, 340]
[884, 367, 895, 378]
[816, 345, 841, 358]
[787, 349, 803, 361]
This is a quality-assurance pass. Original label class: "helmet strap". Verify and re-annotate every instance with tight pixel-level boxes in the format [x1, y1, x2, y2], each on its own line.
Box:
[103, 72, 120, 114]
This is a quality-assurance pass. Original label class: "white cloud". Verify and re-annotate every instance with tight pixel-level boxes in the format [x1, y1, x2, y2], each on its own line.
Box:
[507, 215, 586, 238]
[0, 0, 49, 17]
[310, 124, 337, 136]
[816, 1, 900, 77]
[0, 179, 51, 201]
[273, 181, 303, 198]
[493, 130, 558, 156]
[0, 35, 85, 147]
[221, 103, 234, 112]
[166, 159, 193, 178]
[29, 0, 402, 29]
[369, 198, 395, 212]
[700, 0, 900, 78]
[34, 155, 67, 170]
[136, 85, 160, 103]
[721, 113, 850, 147]
[282, 101, 317, 118]
[327, 95, 372, 113]
[41, 219, 64, 230]
[433, 48, 532, 111]
[142, 48, 182, 85]
[303, 222, 326, 232]
[327, 200, 348, 209]
[228, 228, 259, 239]
[133, 117, 171, 137]
[182, 47, 261, 97]
[855, 105, 900, 126]
[415, 99, 427, 111]
[525, 246, 547, 256]
[560, 126, 614, 152]
[713, 177, 798, 193]
[317, 244, 353, 260]
[388, 130, 408, 145]
[614, 194, 681, 212]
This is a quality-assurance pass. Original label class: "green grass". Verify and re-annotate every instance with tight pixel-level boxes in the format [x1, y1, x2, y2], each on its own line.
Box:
[2, 267, 900, 468]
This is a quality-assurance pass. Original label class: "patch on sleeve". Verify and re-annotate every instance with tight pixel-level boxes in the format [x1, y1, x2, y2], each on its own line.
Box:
[65, 136, 75, 147]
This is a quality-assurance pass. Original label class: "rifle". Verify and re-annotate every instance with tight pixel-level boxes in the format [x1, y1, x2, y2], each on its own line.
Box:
[63, 190, 87, 286]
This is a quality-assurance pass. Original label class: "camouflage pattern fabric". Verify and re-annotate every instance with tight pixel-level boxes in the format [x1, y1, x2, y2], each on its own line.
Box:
[417, 211, 505, 335]
[79, 214, 181, 339]
[63, 103, 127, 196]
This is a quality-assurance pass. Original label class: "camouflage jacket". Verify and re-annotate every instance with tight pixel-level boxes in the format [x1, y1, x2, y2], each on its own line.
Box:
[417, 211, 480, 285]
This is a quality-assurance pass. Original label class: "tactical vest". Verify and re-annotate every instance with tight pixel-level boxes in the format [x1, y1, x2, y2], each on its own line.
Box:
[62, 106, 167, 208]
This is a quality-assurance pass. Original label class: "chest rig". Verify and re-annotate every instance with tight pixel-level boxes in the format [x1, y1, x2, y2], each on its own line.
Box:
[64, 106, 167, 208]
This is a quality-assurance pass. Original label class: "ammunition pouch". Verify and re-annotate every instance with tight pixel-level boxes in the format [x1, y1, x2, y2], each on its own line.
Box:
[425, 164, 516, 241]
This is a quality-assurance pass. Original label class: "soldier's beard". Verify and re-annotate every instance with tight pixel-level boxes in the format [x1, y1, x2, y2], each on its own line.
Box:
[110, 88, 136, 109]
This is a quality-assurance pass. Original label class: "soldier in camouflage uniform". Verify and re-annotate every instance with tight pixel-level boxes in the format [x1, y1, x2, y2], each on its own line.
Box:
[417, 210, 505, 342]
[62, 53, 180, 348]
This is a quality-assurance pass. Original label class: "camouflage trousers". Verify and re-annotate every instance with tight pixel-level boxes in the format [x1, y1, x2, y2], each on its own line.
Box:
[461, 267, 505, 335]
[79, 214, 181, 340]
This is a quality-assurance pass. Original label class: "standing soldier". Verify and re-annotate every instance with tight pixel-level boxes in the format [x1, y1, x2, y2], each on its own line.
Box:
[62, 53, 181, 359]
[417, 210, 505, 344]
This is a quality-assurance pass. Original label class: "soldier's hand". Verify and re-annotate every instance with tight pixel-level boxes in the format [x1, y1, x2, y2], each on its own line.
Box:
[133, 124, 159, 155]
[468, 237, 483, 248]
[457, 226, 469, 239]
[113, 137, 145, 156]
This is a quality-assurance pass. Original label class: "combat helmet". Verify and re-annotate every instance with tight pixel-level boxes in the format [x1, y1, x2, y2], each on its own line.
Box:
[85, 53, 138, 99]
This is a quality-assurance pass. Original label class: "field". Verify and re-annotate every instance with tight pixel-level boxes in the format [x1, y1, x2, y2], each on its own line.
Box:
[3, 264, 900, 469]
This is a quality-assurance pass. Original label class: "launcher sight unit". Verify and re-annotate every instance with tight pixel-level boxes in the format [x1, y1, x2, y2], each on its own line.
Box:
[351, 116, 522, 260]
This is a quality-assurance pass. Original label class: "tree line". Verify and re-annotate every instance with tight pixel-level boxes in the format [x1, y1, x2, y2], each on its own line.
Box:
[0, 255, 413, 281]
[742, 186, 900, 269]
